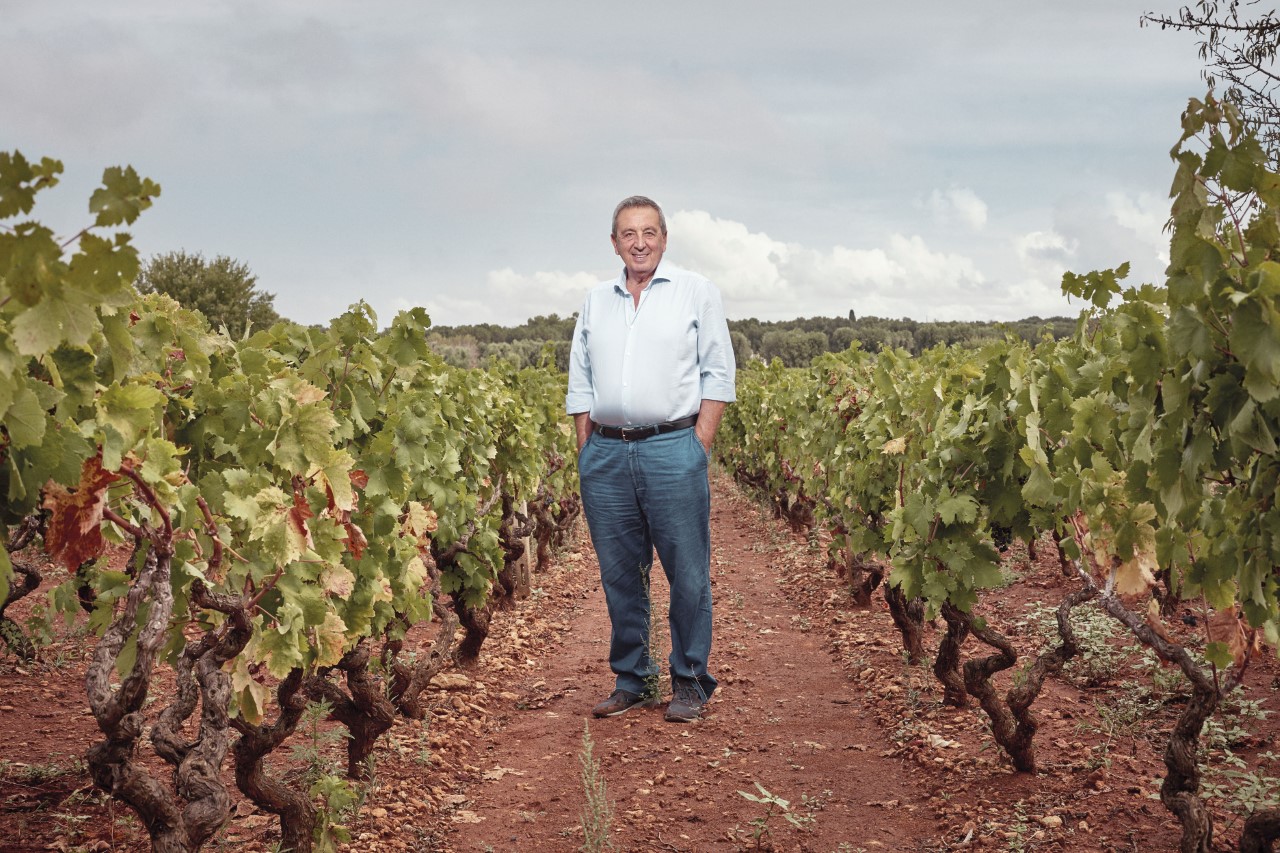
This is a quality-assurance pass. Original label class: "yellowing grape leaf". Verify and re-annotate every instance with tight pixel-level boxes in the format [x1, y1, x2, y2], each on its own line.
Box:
[402, 501, 439, 539]
[406, 555, 428, 587]
[1114, 548, 1158, 596]
[319, 564, 355, 598]
[1145, 598, 1176, 644]
[228, 657, 269, 726]
[881, 437, 907, 456]
[1206, 607, 1258, 669]
[313, 612, 348, 668]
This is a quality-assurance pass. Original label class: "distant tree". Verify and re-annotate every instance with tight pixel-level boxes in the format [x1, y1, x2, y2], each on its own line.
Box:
[759, 329, 828, 367]
[137, 251, 280, 338]
[730, 330, 753, 365]
[831, 326, 859, 351]
[1143, 2, 1280, 160]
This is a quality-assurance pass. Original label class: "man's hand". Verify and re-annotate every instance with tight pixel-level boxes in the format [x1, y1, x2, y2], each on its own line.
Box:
[695, 400, 728, 452]
[572, 412, 595, 452]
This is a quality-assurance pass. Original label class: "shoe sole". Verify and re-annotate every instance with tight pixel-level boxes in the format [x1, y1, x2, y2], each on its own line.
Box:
[663, 706, 703, 723]
[593, 698, 660, 718]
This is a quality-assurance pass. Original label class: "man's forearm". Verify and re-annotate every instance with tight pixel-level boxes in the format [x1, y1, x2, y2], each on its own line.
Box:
[695, 400, 728, 451]
[572, 412, 594, 451]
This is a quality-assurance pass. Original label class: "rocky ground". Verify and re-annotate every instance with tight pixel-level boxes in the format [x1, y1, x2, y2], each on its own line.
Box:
[1, 468, 1278, 851]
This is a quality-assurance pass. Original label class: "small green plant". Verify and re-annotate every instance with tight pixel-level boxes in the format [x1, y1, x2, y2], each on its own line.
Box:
[1018, 601, 1124, 687]
[734, 782, 815, 849]
[1201, 750, 1280, 829]
[289, 699, 348, 784]
[579, 721, 614, 853]
[641, 563, 665, 701]
[1004, 799, 1031, 852]
[0, 757, 84, 784]
[1202, 689, 1271, 753]
[1075, 689, 1161, 759]
[310, 773, 358, 852]
[414, 717, 433, 767]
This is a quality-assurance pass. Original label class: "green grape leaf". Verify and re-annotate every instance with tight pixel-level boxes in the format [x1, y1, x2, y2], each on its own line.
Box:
[89, 165, 160, 227]
[1230, 298, 1280, 401]
[3, 381, 47, 448]
[1020, 465, 1056, 506]
[0, 153, 63, 218]
[11, 283, 99, 355]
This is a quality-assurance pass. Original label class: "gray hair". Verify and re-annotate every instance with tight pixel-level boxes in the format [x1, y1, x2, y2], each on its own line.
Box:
[611, 195, 667, 237]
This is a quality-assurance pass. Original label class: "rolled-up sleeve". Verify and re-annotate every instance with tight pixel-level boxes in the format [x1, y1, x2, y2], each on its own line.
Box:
[565, 307, 594, 415]
[698, 283, 736, 403]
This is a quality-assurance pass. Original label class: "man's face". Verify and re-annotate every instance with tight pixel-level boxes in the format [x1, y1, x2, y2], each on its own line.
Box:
[611, 206, 667, 283]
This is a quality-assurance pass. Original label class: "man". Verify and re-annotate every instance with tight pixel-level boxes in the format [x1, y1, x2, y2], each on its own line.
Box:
[566, 195, 736, 723]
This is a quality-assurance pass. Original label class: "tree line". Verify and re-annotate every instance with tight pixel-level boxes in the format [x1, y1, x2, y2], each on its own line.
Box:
[426, 312, 1078, 370]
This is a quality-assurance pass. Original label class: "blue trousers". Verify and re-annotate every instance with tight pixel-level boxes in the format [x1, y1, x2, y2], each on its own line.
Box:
[577, 426, 717, 702]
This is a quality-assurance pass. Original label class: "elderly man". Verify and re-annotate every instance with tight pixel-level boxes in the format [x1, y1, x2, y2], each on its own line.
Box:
[566, 195, 736, 723]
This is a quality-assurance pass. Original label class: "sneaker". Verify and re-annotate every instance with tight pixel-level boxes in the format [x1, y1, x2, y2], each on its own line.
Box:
[591, 689, 658, 718]
[664, 680, 705, 723]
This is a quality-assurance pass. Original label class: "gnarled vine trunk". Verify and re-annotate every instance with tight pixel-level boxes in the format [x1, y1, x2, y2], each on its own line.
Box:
[883, 582, 926, 665]
[934, 604, 969, 707]
[1241, 808, 1280, 852]
[85, 542, 194, 852]
[386, 602, 459, 720]
[495, 495, 534, 606]
[1086, 573, 1222, 852]
[946, 586, 1095, 773]
[151, 584, 252, 848]
[232, 670, 316, 853]
[304, 639, 396, 781]
[1, 513, 45, 661]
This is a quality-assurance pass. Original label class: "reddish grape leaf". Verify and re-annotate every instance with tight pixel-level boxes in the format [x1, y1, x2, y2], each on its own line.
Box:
[42, 456, 121, 571]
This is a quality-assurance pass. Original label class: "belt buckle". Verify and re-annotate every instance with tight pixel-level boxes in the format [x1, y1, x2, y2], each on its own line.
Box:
[622, 424, 654, 441]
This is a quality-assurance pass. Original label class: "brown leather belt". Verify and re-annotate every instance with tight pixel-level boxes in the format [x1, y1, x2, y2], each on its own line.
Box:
[595, 414, 698, 441]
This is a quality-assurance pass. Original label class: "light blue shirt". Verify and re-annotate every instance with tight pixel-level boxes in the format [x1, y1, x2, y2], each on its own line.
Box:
[565, 261, 736, 426]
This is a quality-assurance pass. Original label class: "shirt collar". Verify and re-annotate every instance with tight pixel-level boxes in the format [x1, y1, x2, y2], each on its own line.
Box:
[613, 260, 674, 295]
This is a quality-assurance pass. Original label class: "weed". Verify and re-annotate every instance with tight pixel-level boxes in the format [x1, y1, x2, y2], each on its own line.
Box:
[1201, 750, 1280, 829]
[310, 773, 358, 852]
[414, 717, 433, 767]
[733, 781, 815, 849]
[1202, 689, 1271, 753]
[1004, 799, 1031, 852]
[641, 563, 664, 701]
[1018, 601, 1125, 687]
[0, 757, 84, 784]
[579, 720, 614, 853]
[289, 699, 349, 784]
[1075, 690, 1161, 759]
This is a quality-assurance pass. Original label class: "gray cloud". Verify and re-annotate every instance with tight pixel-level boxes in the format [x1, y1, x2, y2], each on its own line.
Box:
[0, 1, 1209, 327]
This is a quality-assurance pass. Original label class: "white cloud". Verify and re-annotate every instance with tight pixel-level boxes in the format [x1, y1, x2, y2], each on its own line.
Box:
[1105, 190, 1172, 269]
[667, 210, 791, 301]
[1016, 230, 1076, 266]
[487, 268, 599, 315]
[925, 187, 989, 231]
[667, 210, 989, 320]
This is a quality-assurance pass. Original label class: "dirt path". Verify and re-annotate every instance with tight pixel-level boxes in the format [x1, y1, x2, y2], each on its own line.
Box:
[10, 465, 1269, 851]
[442, 470, 939, 851]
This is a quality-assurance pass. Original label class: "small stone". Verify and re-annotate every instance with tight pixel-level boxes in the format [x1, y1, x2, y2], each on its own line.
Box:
[1039, 815, 1063, 828]
[431, 673, 472, 690]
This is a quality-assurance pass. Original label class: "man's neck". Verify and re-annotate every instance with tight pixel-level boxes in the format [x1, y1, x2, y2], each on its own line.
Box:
[626, 271, 656, 291]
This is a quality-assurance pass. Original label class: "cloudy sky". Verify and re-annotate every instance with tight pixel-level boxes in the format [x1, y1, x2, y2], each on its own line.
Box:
[3, 2, 1206, 327]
